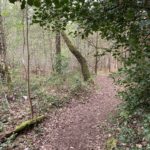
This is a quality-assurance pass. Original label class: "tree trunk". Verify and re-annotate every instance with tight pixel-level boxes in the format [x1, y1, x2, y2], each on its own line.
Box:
[0, 115, 45, 143]
[61, 31, 90, 81]
[26, 6, 34, 118]
[48, 31, 55, 72]
[95, 52, 98, 74]
[95, 32, 99, 75]
[0, 10, 11, 85]
[55, 31, 62, 74]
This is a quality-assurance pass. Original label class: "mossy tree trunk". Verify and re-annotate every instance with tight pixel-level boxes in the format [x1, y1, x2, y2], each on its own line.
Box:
[94, 32, 99, 75]
[55, 31, 62, 74]
[0, 11, 11, 85]
[61, 31, 90, 81]
[0, 115, 45, 143]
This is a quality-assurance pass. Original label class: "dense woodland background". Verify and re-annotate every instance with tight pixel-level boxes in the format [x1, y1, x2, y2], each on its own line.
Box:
[1, 1, 120, 76]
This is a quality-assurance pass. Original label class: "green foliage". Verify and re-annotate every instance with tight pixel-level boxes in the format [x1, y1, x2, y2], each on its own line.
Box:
[106, 137, 117, 150]
[1, 98, 10, 112]
[8, 0, 150, 113]
[9, 0, 41, 9]
[25, 0, 150, 113]
[6, 1, 150, 148]
[35, 90, 65, 112]
[54, 54, 69, 75]
[112, 108, 150, 149]
[0, 134, 17, 150]
[112, 57, 150, 112]
[70, 74, 89, 94]
[0, 67, 88, 117]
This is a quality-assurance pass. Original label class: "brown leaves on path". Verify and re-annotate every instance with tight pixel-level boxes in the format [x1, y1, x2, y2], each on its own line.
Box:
[27, 75, 120, 150]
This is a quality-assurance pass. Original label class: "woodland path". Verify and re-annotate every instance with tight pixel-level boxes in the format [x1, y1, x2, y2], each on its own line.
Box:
[33, 75, 120, 150]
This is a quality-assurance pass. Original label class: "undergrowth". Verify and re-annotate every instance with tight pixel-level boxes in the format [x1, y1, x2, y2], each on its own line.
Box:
[0, 68, 91, 149]
[0, 68, 89, 113]
[107, 106, 150, 150]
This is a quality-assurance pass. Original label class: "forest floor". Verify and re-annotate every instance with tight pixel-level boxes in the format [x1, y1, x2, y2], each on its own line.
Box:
[22, 75, 120, 150]
[1, 75, 121, 150]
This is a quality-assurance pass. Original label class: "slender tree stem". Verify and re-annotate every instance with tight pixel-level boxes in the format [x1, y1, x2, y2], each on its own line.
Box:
[55, 31, 61, 74]
[95, 32, 99, 75]
[26, 5, 33, 118]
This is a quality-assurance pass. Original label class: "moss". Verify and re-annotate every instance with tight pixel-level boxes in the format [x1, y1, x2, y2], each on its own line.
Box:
[15, 115, 45, 133]
[61, 31, 91, 81]
[106, 137, 117, 150]
[0, 116, 45, 143]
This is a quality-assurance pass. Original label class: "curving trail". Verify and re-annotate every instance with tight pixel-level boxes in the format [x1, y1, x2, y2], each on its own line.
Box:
[33, 75, 120, 150]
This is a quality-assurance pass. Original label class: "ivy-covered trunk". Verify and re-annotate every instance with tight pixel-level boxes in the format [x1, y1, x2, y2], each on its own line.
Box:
[61, 31, 90, 81]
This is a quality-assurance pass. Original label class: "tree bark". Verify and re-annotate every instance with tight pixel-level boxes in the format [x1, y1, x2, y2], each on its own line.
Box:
[55, 31, 62, 74]
[0, 10, 11, 85]
[61, 31, 90, 81]
[26, 6, 34, 118]
[48, 31, 55, 72]
[95, 32, 99, 75]
[0, 115, 45, 143]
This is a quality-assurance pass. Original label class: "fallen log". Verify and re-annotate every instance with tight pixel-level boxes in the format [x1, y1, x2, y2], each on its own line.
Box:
[0, 115, 45, 144]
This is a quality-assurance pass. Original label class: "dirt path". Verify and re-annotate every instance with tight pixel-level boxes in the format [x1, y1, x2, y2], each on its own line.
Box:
[33, 75, 120, 150]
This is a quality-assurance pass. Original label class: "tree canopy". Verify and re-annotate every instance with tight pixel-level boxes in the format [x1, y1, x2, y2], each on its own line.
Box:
[9, 0, 150, 111]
